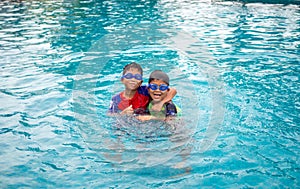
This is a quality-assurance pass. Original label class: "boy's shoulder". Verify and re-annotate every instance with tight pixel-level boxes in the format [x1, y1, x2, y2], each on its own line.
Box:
[166, 101, 182, 115]
[111, 92, 122, 101]
[166, 100, 175, 105]
[138, 85, 147, 90]
[137, 85, 149, 95]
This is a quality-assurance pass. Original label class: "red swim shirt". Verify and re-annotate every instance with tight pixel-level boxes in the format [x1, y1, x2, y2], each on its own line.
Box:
[109, 86, 149, 114]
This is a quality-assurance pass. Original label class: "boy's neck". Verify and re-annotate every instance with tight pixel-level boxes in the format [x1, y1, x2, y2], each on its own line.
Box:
[123, 89, 137, 99]
[151, 100, 164, 105]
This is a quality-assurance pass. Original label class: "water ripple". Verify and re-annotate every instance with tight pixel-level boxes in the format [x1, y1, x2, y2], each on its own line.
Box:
[0, 0, 299, 188]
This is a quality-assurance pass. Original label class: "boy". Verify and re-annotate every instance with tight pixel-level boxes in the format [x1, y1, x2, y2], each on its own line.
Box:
[108, 62, 176, 115]
[137, 70, 180, 121]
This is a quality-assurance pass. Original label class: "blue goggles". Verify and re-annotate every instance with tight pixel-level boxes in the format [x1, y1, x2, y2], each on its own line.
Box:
[121, 73, 143, 81]
[148, 83, 169, 91]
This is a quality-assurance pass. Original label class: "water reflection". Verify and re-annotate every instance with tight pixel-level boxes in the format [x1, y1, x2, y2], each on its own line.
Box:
[1, 0, 299, 188]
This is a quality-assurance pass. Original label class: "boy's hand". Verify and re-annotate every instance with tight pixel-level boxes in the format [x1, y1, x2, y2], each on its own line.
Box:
[121, 105, 134, 115]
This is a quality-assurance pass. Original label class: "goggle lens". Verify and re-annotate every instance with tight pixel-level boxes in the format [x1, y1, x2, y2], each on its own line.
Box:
[148, 83, 169, 91]
[122, 73, 143, 80]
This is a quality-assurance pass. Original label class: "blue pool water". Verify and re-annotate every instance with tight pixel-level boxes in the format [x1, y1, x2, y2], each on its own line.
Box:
[0, 0, 299, 188]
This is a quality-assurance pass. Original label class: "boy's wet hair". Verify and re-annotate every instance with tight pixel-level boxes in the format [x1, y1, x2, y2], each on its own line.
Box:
[148, 70, 170, 85]
[122, 62, 143, 75]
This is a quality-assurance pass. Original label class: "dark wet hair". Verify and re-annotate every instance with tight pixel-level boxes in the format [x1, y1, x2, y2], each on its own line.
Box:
[122, 62, 143, 75]
[148, 70, 169, 85]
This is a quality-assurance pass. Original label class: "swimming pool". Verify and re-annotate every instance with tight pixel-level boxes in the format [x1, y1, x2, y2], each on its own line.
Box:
[0, 0, 299, 188]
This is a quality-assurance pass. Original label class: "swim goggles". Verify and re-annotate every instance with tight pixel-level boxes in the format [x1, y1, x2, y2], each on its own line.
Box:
[148, 83, 169, 91]
[121, 73, 143, 81]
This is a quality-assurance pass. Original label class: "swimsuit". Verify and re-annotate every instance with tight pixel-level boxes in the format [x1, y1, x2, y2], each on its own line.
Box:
[109, 86, 149, 114]
[147, 101, 179, 117]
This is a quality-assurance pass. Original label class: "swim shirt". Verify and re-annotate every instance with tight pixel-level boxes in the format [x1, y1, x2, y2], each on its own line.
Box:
[147, 101, 179, 118]
[109, 86, 149, 114]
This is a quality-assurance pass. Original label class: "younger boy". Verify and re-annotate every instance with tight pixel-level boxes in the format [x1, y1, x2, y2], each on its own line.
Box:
[108, 63, 176, 115]
[137, 70, 179, 121]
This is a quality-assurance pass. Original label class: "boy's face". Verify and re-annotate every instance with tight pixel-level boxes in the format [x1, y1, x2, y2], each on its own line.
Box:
[121, 68, 143, 91]
[148, 79, 169, 103]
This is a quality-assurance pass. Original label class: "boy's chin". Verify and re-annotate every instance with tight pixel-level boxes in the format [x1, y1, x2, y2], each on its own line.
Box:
[151, 98, 162, 103]
[127, 85, 139, 90]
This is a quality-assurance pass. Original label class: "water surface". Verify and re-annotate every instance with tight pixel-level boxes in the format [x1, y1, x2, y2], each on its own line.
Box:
[0, 0, 299, 188]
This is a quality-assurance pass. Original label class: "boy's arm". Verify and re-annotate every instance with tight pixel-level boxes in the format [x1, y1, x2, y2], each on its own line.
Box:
[151, 87, 177, 112]
[136, 115, 165, 121]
